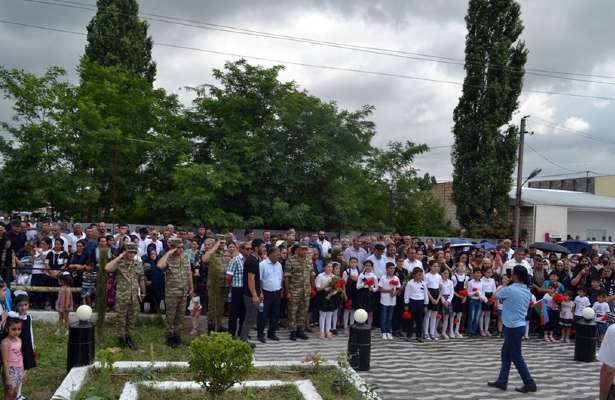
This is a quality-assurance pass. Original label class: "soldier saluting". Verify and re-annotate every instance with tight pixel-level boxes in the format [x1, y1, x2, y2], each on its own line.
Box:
[105, 242, 145, 349]
[157, 237, 194, 348]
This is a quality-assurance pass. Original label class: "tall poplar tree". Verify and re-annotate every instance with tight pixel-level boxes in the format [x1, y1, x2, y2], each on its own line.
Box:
[84, 0, 156, 83]
[451, 0, 527, 236]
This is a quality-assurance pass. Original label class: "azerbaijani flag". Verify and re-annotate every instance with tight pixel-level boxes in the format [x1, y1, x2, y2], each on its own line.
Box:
[533, 298, 550, 325]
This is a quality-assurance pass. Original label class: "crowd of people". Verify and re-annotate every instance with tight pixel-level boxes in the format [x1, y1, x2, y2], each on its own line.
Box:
[0, 219, 613, 348]
[0, 218, 613, 398]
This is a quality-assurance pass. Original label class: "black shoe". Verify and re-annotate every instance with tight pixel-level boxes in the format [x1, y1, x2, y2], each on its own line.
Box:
[125, 337, 137, 350]
[241, 339, 256, 349]
[296, 329, 308, 340]
[174, 335, 182, 347]
[487, 381, 507, 391]
[117, 337, 126, 348]
[416, 337, 423, 343]
[331, 329, 338, 335]
[167, 335, 176, 348]
[258, 336, 267, 344]
[267, 334, 280, 341]
[393, 330, 402, 337]
[290, 332, 297, 341]
[304, 327, 314, 333]
[515, 385, 537, 393]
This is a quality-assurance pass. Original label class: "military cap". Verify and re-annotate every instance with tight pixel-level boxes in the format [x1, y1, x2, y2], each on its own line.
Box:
[124, 242, 138, 253]
[169, 237, 183, 247]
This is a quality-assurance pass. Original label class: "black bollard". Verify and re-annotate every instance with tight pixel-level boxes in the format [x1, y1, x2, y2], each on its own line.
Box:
[67, 319, 95, 372]
[348, 322, 371, 371]
[574, 318, 597, 362]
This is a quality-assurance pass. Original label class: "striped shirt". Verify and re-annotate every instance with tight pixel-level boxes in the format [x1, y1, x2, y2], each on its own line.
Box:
[226, 254, 245, 288]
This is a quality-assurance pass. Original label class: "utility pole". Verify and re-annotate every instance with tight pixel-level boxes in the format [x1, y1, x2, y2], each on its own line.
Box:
[513, 115, 529, 248]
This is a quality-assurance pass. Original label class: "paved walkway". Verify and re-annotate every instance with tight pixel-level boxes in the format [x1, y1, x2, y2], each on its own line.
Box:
[253, 329, 600, 400]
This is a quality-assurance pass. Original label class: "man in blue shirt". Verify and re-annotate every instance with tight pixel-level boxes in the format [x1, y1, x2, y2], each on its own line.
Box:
[257, 246, 283, 343]
[488, 265, 537, 393]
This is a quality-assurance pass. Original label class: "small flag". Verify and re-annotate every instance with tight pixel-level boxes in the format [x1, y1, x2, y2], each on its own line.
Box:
[533, 298, 550, 325]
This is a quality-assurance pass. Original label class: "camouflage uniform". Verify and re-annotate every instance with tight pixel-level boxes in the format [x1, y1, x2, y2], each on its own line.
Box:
[207, 251, 229, 331]
[285, 252, 314, 333]
[109, 244, 144, 339]
[163, 239, 190, 337]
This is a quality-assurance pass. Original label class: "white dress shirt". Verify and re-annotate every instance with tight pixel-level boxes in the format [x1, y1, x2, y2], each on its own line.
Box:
[315, 272, 333, 290]
[403, 258, 423, 274]
[259, 259, 283, 291]
[467, 279, 483, 300]
[404, 279, 428, 304]
[357, 272, 379, 292]
[379, 275, 401, 306]
[366, 254, 388, 278]
[424, 272, 443, 290]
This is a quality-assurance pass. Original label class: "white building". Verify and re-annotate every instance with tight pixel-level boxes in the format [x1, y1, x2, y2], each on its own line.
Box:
[512, 187, 615, 242]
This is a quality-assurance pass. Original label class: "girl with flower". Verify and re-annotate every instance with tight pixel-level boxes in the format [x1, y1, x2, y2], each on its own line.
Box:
[315, 261, 336, 339]
[356, 260, 378, 328]
[440, 269, 454, 339]
[329, 263, 345, 335]
[392, 257, 409, 337]
[451, 262, 468, 338]
[558, 290, 575, 343]
[378, 262, 401, 340]
[342, 257, 360, 332]
[496, 275, 510, 338]
[479, 267, 497, 337]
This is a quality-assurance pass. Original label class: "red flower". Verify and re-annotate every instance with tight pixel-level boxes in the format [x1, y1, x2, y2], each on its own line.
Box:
[472, 288, 479, 292]
[310, 288, 317, 298]
[344, 299, 353, 310]
[458, 289, 468, 297]
[335, 279, 346, 289]
[436, 313, 442, 321]
[365, 278, 375, 287]
[602, 314, 610, 322]
[487, 297, 495, 305]
[389, 278, 399, 286]
[553, 293, 565, 303]
[453, 319, 460, 325]
[402, 310, 412, 320]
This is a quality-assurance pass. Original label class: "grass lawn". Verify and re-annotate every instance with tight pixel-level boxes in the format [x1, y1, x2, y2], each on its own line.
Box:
[138, 385, 304, 400]
[26, 318, 364, 400]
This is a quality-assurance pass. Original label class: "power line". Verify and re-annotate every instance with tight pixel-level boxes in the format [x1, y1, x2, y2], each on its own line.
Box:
[22, 0, 615, 86]
[531, 116, 615, 145]
[3, 19, 615, 103]
[525, 142, 578, 173]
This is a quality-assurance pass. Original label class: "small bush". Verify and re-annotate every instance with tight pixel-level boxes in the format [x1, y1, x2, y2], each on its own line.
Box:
[189, 332, 254, 399]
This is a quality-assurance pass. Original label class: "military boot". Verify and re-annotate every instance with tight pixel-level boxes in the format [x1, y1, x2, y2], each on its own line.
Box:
[174, 335, 182, 347]
[296, 329, 308, 340]
[126, 337, 137, 350]
[166, 335, 175, 347]
[290, 331, 297, 341]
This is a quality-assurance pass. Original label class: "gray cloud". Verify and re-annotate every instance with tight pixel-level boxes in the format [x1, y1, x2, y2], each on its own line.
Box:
[1, 0, 614, 181]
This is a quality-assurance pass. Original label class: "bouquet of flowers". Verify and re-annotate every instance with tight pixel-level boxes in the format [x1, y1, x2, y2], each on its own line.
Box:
[344, 299, 353, 310]
[402, 310, 412, 320]
[310, 288, 317, 298]
[553, 293, 566, 303]
[389, 277, 400, 286]
[458, 289, 468, 297]
[364, 277, 376, 287]
[326, 276, 346, 299]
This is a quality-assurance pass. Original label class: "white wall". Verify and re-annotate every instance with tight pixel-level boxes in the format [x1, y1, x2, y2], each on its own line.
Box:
[568, 210, 615, 241]
[534, 205, 568, 242]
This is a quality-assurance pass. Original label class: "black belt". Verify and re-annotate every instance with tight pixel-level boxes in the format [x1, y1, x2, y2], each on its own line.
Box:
[263, 289, 281, 293]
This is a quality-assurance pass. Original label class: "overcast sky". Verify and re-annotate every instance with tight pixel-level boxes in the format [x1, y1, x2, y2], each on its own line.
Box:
[1, 0, 614, 181]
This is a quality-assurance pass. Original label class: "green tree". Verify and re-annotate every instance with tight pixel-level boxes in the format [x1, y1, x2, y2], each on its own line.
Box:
[84, 0, 156, 83]
[451, 0, 527, 236]
[0, 66, 75, 217]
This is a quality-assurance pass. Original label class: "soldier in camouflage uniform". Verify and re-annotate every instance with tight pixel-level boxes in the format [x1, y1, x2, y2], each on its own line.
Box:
[157, 237, 194, 347]
[202, 238, 230, 332]
[105, 242, 145, 349]
[284, 243, 314, 341]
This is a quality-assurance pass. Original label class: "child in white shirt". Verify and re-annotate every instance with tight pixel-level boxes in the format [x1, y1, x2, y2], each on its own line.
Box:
[378, 262, 401, 340]
[424, 261, 443, 340]
[495, 275, 510, 338]
[574, 287, 591, 322]
[593, 291, 610, 345]
[440, 269, 454, 340]
[479, 268, 497, 337]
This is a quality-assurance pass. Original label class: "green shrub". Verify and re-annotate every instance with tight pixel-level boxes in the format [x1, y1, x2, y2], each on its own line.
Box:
[189, 332, 254, 399]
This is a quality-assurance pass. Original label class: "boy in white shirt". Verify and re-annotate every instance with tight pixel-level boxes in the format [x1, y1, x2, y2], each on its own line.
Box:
[593, 291, 611, 345]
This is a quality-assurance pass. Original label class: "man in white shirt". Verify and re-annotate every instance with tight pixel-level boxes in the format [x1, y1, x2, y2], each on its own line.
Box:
[257, 246, 283, 342]
[317, 230, 331, 258]
[502, 248, 533, 277]
[501, 239, 515, 261]
[50, 223, 69, 252]
[67, 223, 86, 253]
[137, 227, 151, 257]
[598, 324, 615, 400]
[403, 247, 424, 273]
[366, 243, 388, 278]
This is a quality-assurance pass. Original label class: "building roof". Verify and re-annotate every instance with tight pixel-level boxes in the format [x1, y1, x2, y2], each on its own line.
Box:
[528, 172, 612, 182]
[509, 187, 615, 211]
